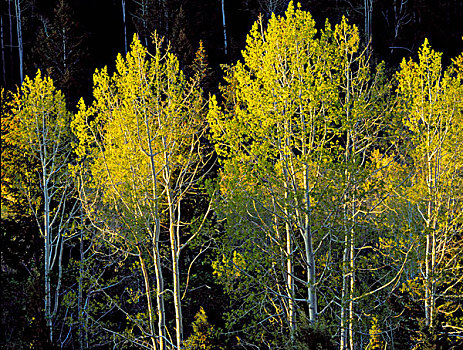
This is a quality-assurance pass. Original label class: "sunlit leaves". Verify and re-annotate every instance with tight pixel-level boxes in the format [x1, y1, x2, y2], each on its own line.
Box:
[395, 39, 463, 336]
[74, 35, 205, 229]
[6, 70, 71, 156]
[207, 1, 374, 344]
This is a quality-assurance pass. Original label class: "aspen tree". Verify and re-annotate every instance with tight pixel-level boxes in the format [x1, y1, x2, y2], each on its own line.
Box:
[73, 35, 209, 349]
[208, 2, 345, 344]
[209, 3, 395, 347]
[1, 16, 6, 87]
[333, 18, 392, 350]
[122, 0, 128, 53]
[4, 71, 76, 344]
[363, 0, 373, 49]
[131, 0, 157, 48]
[14, 0, 23, 82]
[396, 40, 463, 334]
[220, 0, 227, 55]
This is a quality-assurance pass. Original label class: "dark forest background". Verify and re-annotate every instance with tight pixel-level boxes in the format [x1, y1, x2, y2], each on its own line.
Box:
[2, 0, 463, 100]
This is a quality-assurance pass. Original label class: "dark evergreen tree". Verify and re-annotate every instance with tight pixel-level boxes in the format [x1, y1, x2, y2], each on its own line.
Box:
[31, 0, 87, 106]
[171, 5, 193, 68]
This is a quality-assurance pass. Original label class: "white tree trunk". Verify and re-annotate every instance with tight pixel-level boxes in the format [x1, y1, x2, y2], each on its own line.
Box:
[221, 0, 228, 55]
[122, 0, 127, 53]
[146, 125, 166, 350]
[1, 16, 6, 87]
[43, 165, 52, 343]
[302, 146, 317, 322]
[304, 183, 317, 322]
[38, 117, 73, 346]
[8, 0, 14, 78]
[364, 0, 373, 49]
[136, 247, 157, 350]
[281, 120, 296, 338]
[163, 150, 183, 349]
[14, 0, 23, 82]
[141, 0, 149, 47]
[78, 208, 85, 350]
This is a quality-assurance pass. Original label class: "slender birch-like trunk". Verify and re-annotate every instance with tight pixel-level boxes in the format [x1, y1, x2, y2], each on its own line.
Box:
[364, 0, 373, 50]
[14, 0, 23, 82]
[220, 0, 228, 55]
[424, 122, 435, 328]
[282, 117, 296, 337]
[8, 0, 14, 78]
[285, 217, 294, 333]
[137, 246, 157, 350]
[27, 84, 74, 346]
[299, 104, 317, 323]
[141, 0, 149, 47]
[340, 44, 355, 348]
[146, 119, 166, 350]
[303, 164, 317, 323]
[43, 163, 53, 344]
[78, 206, 85, 350]
[340, 239, 349, 350]
[1, 16, 6, 87]
[122, 0, 127, 53]
[349, 201, 355, 350]
[163, 138, 183, 349]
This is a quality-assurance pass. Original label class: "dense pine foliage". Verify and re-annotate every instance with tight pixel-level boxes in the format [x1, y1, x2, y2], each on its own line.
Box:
[1, 1, 463, 349]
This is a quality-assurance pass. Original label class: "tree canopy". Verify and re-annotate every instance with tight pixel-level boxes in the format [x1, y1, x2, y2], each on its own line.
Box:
[1, 2, 462, 349]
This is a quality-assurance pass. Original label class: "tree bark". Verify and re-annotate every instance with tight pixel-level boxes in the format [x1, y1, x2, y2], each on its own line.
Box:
[220, 0, 228, 55]
[364, 0, 373, 50]
[14, 0, 23, 82]
[146, 123, 166, 350]
[8, 0, 14, 80]
[300, 112, 317, 323]
[44, 169, 52, 344]
[304, 172, 317, 323]
[137, 246, 157, 350]
[282, 117, 296, 338]
[1, 16, 6, 87]
[122, 0, 127, 53]
[78, 207, 84, 350]
[164, 146, 183, 349]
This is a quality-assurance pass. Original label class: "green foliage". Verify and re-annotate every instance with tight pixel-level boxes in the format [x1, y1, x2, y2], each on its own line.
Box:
[366, 317, 384, 350]
[395, 39, 463, 337]
[1, 89, 31, 217]
[1, 70, 77, 347]
[184, 307, 223, 350]
[72, 34, 209, 347]
[189, 40, 214, 93]
[73, 34, 205, 239]
[208, 1, 393, 346]
[4, 70, 73, 208]
[3, 3, 463, 349]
